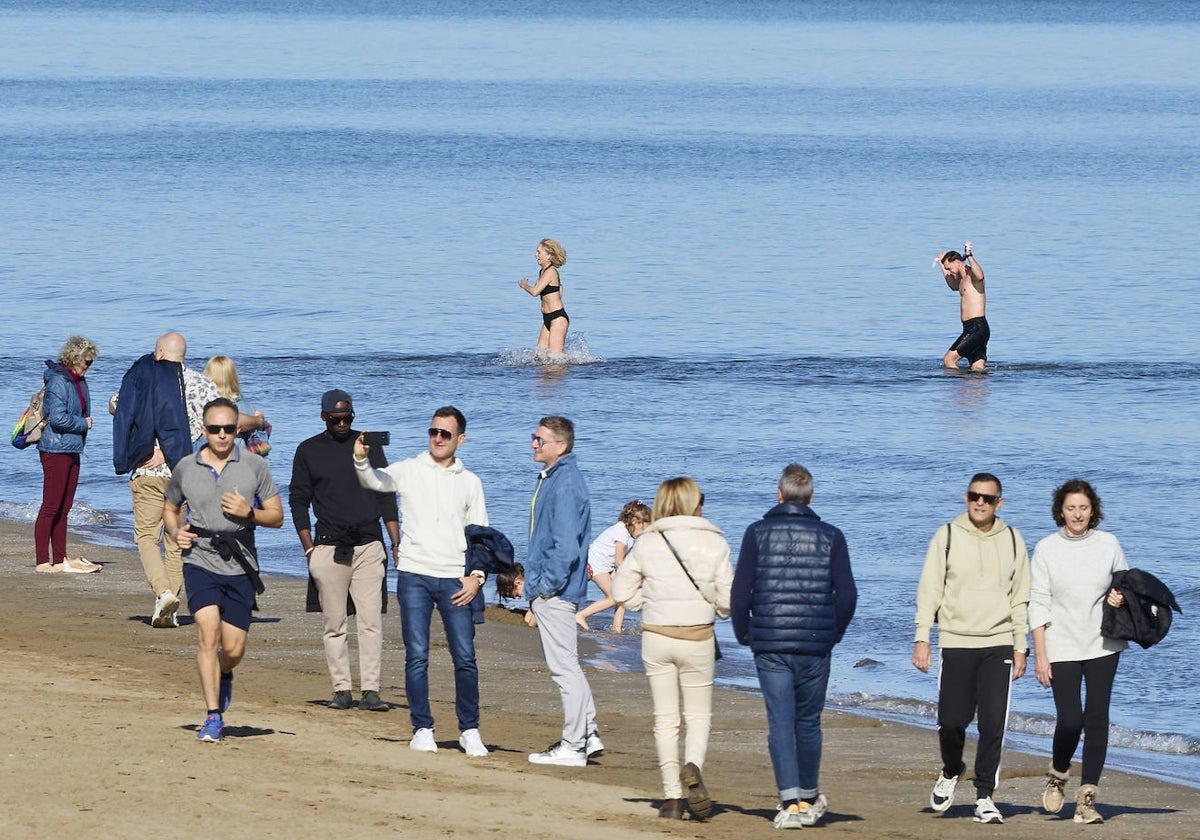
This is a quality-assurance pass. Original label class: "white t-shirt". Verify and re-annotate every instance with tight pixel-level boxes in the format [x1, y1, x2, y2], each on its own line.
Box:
[587, 521, 635, 575]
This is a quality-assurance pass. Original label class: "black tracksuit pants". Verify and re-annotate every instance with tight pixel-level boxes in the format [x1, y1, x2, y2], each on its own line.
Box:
[937, 645, 1014, 799]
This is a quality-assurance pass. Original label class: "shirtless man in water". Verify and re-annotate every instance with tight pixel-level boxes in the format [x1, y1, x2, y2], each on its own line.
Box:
[938, 241, 988, 371]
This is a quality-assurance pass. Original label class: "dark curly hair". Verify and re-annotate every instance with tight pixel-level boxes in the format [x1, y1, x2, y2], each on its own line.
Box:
[1051, 479, 1103, 530]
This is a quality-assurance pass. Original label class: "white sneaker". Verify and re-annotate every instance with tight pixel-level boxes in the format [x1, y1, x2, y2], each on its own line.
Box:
[930, 771, 959, 812]
[973, 796, 1003, 824]
[459, 728, 488, 757]
[586, 730, 605, 757]
[409, 727, 438, 753]
[798, 794, 828, 827]
[151, 589, 181, 628]
[528, 740, 586, 767]
[772, 804, 804, 829]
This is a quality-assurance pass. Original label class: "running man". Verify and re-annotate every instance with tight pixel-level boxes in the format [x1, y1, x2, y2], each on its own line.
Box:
[937, 240, 988, 370]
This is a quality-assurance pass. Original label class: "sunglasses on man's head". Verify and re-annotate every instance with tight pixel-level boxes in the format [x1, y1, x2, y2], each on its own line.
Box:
[967, 491, 1000, 505]
[205, 423, 237, 435]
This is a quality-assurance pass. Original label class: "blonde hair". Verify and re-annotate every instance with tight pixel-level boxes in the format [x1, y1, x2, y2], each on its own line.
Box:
[618, 499, 652, 529]
[203, 355, 241, 400]
[651, 477, 703, 521]
[539, 238, 567, 267]
[58, 335, 99, 370]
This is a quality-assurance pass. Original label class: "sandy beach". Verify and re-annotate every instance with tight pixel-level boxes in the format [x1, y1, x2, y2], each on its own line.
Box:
[3, 519, 1196, 839]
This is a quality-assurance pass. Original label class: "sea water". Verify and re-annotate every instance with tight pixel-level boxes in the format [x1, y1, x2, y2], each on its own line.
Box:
[1, 0, 1198, 786]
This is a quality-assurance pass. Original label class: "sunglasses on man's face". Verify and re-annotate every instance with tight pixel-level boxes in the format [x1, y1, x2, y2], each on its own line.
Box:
[967, 491, 1000, 505]
[205, 423, 237, 435]
[428, 428, 456, 441]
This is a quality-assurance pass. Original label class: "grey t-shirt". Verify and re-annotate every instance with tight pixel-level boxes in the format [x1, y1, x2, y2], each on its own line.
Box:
[166, 446, 279, 575]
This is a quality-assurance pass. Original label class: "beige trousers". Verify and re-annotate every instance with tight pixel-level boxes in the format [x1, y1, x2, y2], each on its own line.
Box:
[309, 543, 386, 692]
[131, 475, 183, 598]
[641, 630, 716, 799]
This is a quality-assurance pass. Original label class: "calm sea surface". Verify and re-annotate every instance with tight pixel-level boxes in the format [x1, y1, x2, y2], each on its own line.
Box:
[2, 0, 1198, 786]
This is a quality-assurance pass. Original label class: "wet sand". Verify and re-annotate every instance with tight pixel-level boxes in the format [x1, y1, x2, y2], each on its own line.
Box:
[3, 520, 1197, 839]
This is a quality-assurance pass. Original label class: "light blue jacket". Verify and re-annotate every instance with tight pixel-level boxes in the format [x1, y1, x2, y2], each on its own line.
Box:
[525, 452, 591, 603]
[37, 360, 90, 454]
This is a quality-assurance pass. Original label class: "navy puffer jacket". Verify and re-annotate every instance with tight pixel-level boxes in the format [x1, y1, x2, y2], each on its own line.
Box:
[731, 502, 856, 656]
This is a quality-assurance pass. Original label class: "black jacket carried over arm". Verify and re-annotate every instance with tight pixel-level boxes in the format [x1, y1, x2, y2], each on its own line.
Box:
[1102, 568, 1182, 650]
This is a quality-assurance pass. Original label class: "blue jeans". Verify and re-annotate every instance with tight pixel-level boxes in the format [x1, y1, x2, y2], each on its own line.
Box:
[396, 571, 479, 732]
[755, 651, 831, 801]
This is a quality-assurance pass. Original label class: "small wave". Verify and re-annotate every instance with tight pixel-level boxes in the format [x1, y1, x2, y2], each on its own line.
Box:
[0, 499, 113, 528]
[830, 691, 1200, 757]
[496, 334, 605, 366]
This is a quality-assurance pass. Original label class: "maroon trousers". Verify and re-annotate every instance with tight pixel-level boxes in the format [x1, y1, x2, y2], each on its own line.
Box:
[35, 451, 80, 565]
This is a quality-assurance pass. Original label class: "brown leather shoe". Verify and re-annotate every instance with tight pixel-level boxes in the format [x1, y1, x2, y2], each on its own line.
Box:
[680, 762, 712, 819]
[658, 798, 685, 819]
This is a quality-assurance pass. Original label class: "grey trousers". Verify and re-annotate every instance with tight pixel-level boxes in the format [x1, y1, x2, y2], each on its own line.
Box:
[531, 595, 597, 751]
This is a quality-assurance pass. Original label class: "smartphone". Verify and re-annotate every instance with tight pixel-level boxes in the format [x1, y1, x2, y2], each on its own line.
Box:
[362, 431, 390, 447]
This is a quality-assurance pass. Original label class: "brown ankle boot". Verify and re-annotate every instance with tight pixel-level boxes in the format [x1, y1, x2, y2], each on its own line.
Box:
[658, 798, 685, 819]
[1073, 784, 1103, 824]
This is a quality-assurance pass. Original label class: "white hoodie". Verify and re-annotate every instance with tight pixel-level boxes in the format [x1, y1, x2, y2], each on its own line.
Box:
[355, 451, 487, 578]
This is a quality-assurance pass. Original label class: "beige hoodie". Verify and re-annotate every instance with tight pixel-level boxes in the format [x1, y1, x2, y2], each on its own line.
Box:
[914, 512, 1030, 649]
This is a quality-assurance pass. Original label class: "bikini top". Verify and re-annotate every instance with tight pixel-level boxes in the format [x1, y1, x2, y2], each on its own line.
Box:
[538, 267, 561, 296]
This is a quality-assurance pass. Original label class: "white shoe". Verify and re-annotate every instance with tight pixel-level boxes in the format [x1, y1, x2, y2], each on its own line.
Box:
[459, 728, 488, 757]
[586, 730, 605, 757]
[773, 804, 804, 829]
[151, 589, 181, 628]
[930, 771, 958, 812]
[409, 727, 438, 753]
[528, 740, 586, 767]
[798, 794, 828, 827]
[973, 796, 1003, 824]
[61, 556, 101, 574]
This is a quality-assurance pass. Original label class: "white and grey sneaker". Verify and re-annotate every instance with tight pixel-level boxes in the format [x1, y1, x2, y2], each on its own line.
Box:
[930, 771, 959, 812]
[585, 730, 605, 757]
[772, 804, 804, 829]
[973, 796, 1003, 824]
[798, 793, 828, 827]
[459, 728, 488, 757]
[528, 740, 586, 767]
[409, 727, 438, 753]
[151, 588, 180, 628]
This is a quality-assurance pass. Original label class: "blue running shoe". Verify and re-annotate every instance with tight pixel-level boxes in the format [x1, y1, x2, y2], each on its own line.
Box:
[219, 671, 233, 713]
[197, 713, 223, 743]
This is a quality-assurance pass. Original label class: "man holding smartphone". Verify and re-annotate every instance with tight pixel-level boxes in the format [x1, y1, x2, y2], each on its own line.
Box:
[354, 406, 490, 757]
[290, 389, 400, 711]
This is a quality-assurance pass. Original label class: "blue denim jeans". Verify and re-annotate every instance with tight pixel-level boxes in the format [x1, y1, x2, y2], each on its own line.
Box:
[396, 571, 479, 732]
[755, 651, 831, 801]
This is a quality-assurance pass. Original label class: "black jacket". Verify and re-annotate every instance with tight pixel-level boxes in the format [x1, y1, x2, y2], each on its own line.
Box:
[1102, 568, 1182, 649]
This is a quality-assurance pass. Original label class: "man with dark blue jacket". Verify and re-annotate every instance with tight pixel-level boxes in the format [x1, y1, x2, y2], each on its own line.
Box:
[111, 332, 218, 627]
[731, 464, 857, 829]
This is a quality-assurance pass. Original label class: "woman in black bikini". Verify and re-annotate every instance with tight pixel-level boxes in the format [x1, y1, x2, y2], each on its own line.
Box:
[518, 238, 569, 355]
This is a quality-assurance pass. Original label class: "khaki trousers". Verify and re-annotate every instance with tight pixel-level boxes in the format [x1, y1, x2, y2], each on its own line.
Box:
[309, 543, 386, 692]
[131, 475, 183, 597]
[642, 630, 715, 799]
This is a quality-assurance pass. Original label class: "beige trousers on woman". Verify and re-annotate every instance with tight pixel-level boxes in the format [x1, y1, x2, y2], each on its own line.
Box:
[641, 631, 716, 798]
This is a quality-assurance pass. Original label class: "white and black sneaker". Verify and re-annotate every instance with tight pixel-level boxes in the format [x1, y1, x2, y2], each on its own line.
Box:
[585, 730, 605, 757]
[973, 797, 1003, 824]
[930, 772, 959, 812]
[528, 740, 586, 767]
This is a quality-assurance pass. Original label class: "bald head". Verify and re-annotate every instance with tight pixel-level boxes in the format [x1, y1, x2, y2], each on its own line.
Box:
[155, 332, 187, 363]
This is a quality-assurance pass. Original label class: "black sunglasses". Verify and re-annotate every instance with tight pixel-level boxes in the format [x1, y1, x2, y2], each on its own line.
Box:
[967, 491, 1000, 505]
[325, 413, 355, 425]
[428, 428, 456, 440]
[205, 423, 237, 435]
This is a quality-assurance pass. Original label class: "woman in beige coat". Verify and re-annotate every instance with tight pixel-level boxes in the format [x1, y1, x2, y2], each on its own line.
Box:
[612, 477, 733, 821]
